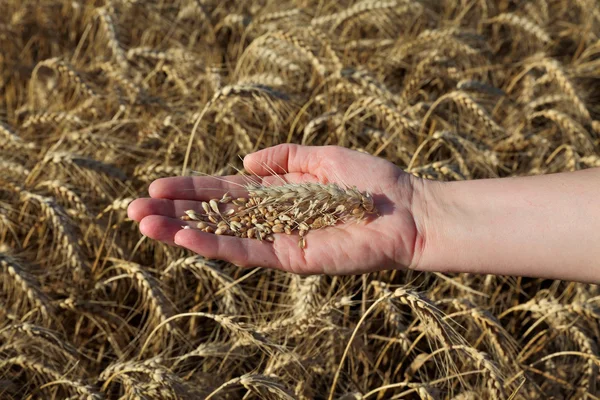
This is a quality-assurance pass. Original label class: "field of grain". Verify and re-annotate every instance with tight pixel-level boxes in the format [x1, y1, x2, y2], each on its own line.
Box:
[1, 1, 600, 399]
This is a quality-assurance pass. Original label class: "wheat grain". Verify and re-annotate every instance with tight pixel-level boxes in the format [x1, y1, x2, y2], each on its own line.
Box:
[182, 181, 376, 247]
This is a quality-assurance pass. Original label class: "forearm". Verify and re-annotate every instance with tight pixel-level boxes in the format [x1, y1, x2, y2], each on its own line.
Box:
[411, 168, 600, 283]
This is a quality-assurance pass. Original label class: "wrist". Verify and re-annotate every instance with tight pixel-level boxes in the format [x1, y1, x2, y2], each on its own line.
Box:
[406, 176, 450, 272]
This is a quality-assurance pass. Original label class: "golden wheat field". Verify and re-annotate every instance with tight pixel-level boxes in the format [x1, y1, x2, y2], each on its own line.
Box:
[2, 0, 600, 399]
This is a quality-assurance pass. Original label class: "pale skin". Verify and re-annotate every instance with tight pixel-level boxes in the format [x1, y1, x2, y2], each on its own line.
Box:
[128, 144, 600, 284]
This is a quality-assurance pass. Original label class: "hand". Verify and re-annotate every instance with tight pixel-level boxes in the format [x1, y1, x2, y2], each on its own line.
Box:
[127, 144, 422, 275]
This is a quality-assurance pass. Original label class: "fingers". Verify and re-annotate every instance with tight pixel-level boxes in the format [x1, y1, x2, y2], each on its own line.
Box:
[138, 215, 184, 246]
[138, 214, 307, 272]
[148, 175, 252, 200]
[173, 228, 286, 269]
[128, 198, 214, 222]
[260, 172, 319, 186]
[243, 144, 327, 176]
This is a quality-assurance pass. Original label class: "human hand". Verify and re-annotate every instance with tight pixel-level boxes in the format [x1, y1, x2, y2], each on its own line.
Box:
[127, 144, 423, 275]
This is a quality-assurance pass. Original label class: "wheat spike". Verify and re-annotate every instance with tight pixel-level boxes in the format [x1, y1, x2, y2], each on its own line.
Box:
[1, 158, 31, 179]
[163, 256, 245, 315]
[0, 121, 36, 150]
[488, 13, 551, 45]
[12, 185, 90, 281]
[0, 355, 102, 399]
[113, 261, 176, 333]
[533, 57, 591, 121]
[0, 253, 53, 319]
[96, 6, 129, 71]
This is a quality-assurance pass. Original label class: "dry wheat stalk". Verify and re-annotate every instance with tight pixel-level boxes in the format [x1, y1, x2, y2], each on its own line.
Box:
[66, 131, 127, 154]
[22, 111, 83, 128]
[33, 58, 97, 100]
[566, 325, 598, 394]
[270, 30, 328, 77]
[249, 9, 304, 31]
[507, 296, 599, 395]
[349, 96, 419, 134]
[177, 2, 214, 46]
[343, 68, 401, 104]
[445, 91, 504, 134]
[249, 45, 302, 73]
[487, 13, 551, 45]
[401, 51, 448, 98]
[3, 1, 600, 398]
[126, 47, 199, 65]
[0, 322, 79, 361]
[533, 57, 591, 121]
[173, 342, 236, 368]
[113, 261, 176, 333]
[162, 256, 244, 315]
[42, 151, 128, 181]
[530, 109, 594, 152]
[36, 180, 90, 219]
[134, 164, 182, 182]
[12, 186, 90, 281]
[456, 346, 506, 400]
[391, 28, 480, 63]
[312, 0, 405, 29]
[0, 355, 101, 399]
[380, 283, 464, 349]
[205, 373, 297, 400]
[450, 391, 479, 400]
[289, 275, 322, 319]
[96, 7, 129, 71]
[448, 299, 518, 367]
[302, 110, 343, 145]
[524, 94, 568, 110]
[525, 0, 549, 24]
[0, 253, 53, 320]
[1, 158, 31, 179]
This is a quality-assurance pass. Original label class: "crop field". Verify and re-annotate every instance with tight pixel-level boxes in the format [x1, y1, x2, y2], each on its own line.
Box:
[1, 0, 600, 399]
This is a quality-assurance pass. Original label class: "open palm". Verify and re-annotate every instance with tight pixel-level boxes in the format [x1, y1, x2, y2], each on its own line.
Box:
[128, 144, 421, 275]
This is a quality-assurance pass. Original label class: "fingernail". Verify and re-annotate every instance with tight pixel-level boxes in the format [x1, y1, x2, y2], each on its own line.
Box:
[173, 230, 183, 246]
